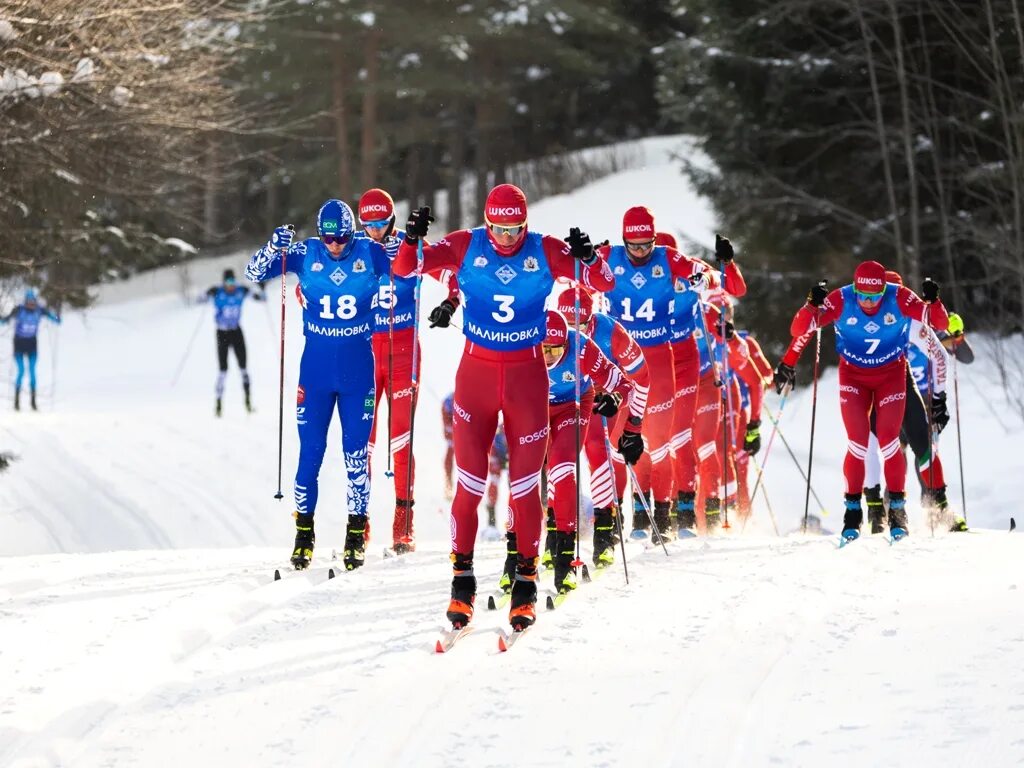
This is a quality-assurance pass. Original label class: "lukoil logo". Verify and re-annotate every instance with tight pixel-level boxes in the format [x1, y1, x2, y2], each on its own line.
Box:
[487, 206, 524, 218]
[624, 225, 651, 234]
[361, 204, 390, 215]
[859, 277, 884, 286]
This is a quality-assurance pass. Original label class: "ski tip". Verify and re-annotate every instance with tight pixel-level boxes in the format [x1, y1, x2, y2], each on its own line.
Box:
[1011, 517, 1017, 532]
[581, 564, 591, 583]
[487, 595, 497, 610]
[328, 568, 336, 579]
[545, 594, 555, 610]
[273, 569, 281, 581]
[435, 639, 446, 654]
[497, 633, 509, 653]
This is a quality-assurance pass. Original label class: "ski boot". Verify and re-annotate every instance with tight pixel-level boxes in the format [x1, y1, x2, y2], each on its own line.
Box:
[541, 507, 556, 569]
[13, 388, 19, 411]
[630, 492, 652, 540]
[888, 491, 909, 540]
[290, 512, 315, 569]
[676, 492, 697, 538]
[29, 388, 37, 411]
[925, 485, 962, 532]
[509, 554, 539, 631]
[653, 500, 675, 543]
[552, 531, 578, 594]
[343, 514, 367, 570]
[592, 507, 616, 568]
[841, 493, 863, 543]
[864, 484, 885, 534]
[243, 379, 253, 413]
[215, 398, 222, 418]
[446, 552, 476, 628]
[704, 496, 722, 533]
[392, 498, 415, 554]
[499, 532, 517, 593]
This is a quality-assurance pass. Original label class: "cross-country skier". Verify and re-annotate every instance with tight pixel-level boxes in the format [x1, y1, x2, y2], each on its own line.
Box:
[393, 182, 614, 632]
[358, 188, 461, 554]
[774, 261, 949, 542]
[246, 199, 390, 571]
[1, 288, 60, 411]
[555, 285, 648, 567]
[201, 269, 264, 416]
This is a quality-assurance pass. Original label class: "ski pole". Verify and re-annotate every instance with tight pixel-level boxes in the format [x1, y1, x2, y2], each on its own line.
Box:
[403, 237, 425, 541]
[749, 384, 790, 502]
[718, 263, 732, 530]
[627, 463, 669, 556]
[761, 400, 830, 517]
[801, 328, 822, 533]
[385, 261, 395, 479]
[572, 257, 586, 578]
[952, 352, 968, 525]
[601, 416, 629, 585]
[273, 225, 294, 501]
[171, 305, 207, 387]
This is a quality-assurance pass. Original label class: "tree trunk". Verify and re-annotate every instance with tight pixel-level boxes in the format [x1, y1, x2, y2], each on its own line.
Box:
[332, 47, 351, 202]
[447, 103, 465, 230]
[203, 135, 219, 244]
[888, 0, 921, 289]
[359, 26, 381, 192]
[855, 0, 905, 277]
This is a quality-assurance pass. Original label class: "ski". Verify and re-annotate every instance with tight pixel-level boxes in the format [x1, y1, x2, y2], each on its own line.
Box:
[838, 533, 859, 548]
[487, 592, 511, 611]
[1011, 517, 1017, 532]
[435, 625, 474, 653]
[545, 591, 571, 611]
[497, 626, 531, 652]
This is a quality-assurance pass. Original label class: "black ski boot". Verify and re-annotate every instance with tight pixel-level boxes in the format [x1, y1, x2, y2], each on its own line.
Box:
[343, 514, 367, 570]
[676, 492, 697, 537]
[29, 388, 37, 411]
[446, 552, 476, 628]
[499, 532, 517, 593]
[653, 500, 675, 543]
[933, 486, 967, 531]
[244, 383, 253, 413]
[888, 491, 909, 539]
[13, 388, 20, 411]
[631, 490, 652, 538]
[842, 493, 864, 542]
[541, 507, 556, 570]
[592, 507, 616, 568]
[509, 554, 538, 630]
[290, 512, 315, 569]
[215, 398, 222, 417]
[704, 496, 722, 532]
[864, 484, 885, 534]
[552, 531, 578, 594]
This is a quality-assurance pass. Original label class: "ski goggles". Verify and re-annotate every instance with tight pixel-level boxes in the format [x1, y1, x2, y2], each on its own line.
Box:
[486, 220, 526, 238]
[854, 288, 885, 300]
[361, 219, 390, 230]
[320, 233, 351, 246]
[624, 239, 655, 254]
[541, 343, 567, 356]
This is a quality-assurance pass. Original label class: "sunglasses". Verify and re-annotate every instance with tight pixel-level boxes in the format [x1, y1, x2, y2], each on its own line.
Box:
[854, 289, 884, 300]
[321, 234, 350, 245]
[625, 239, 655, 253]
[362, 219, 390, 230]
[487, 221, 526, 238]
[542, 343, 566, 354]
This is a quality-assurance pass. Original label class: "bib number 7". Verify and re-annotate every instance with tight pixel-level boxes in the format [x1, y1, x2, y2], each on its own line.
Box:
[865, 338, 880, 355]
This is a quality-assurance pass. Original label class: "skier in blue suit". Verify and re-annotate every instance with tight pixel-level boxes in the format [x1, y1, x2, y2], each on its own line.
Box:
[246, 199, 390, 571]
[201, 268, 264, 416]
[2, 289, 60, 411]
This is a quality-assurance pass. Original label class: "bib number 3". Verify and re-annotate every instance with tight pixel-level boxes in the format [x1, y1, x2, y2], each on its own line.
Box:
[492, 294, 515, 324]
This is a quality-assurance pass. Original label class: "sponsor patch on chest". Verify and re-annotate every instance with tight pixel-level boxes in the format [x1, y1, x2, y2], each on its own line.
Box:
[495, 264, 517, 285]
[330, 266, 347, 285]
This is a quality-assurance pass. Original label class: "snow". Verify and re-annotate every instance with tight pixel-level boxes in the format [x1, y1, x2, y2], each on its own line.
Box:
[0, 19, 16, 41]
[1, 136, 1023, 766]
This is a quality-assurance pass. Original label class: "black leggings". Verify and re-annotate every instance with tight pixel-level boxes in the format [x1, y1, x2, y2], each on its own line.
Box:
[216, 328, 247, 371]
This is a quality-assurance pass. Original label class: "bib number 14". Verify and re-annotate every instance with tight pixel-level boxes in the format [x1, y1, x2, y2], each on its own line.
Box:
[620, 297, 655, 322]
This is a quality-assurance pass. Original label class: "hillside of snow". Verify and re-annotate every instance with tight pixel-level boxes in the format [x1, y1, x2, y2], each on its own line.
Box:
[2, 135, 1023, 767]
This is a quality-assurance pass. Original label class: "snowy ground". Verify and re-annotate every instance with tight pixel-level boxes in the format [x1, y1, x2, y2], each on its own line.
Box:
[2, 135, 1023, 767]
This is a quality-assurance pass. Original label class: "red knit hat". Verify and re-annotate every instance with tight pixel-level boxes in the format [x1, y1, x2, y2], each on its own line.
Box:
[622, 206, 655, 241]
[854, 260, 887, 294]
[654, 231, 678, 249]
[556, 286, 594, 327]
[358, 188, 394, 223]
[885, 270, 903, 286]
[485, 184, 527, 225]
[545, 310, 569, 346]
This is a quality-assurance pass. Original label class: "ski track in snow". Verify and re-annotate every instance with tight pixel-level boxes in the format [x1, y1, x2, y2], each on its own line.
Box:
[2, 135, 1023, 766]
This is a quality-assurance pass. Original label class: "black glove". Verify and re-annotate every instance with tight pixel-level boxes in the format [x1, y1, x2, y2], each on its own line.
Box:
[921, 277, 940, 303]
[930, 392, 949, 432]
[715, 234, 734, 263]
[617, 429, 644, 465]
[428, 298, 456, 328]
[405, 206, 434, 243]
[566, 227, 596, 265]
[592, 392, 622, 418]
[773, 362, 796, 394]
[744, 420, 761, 455]
[723, 320, 735, 340]
[808, 280, 828, 307]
